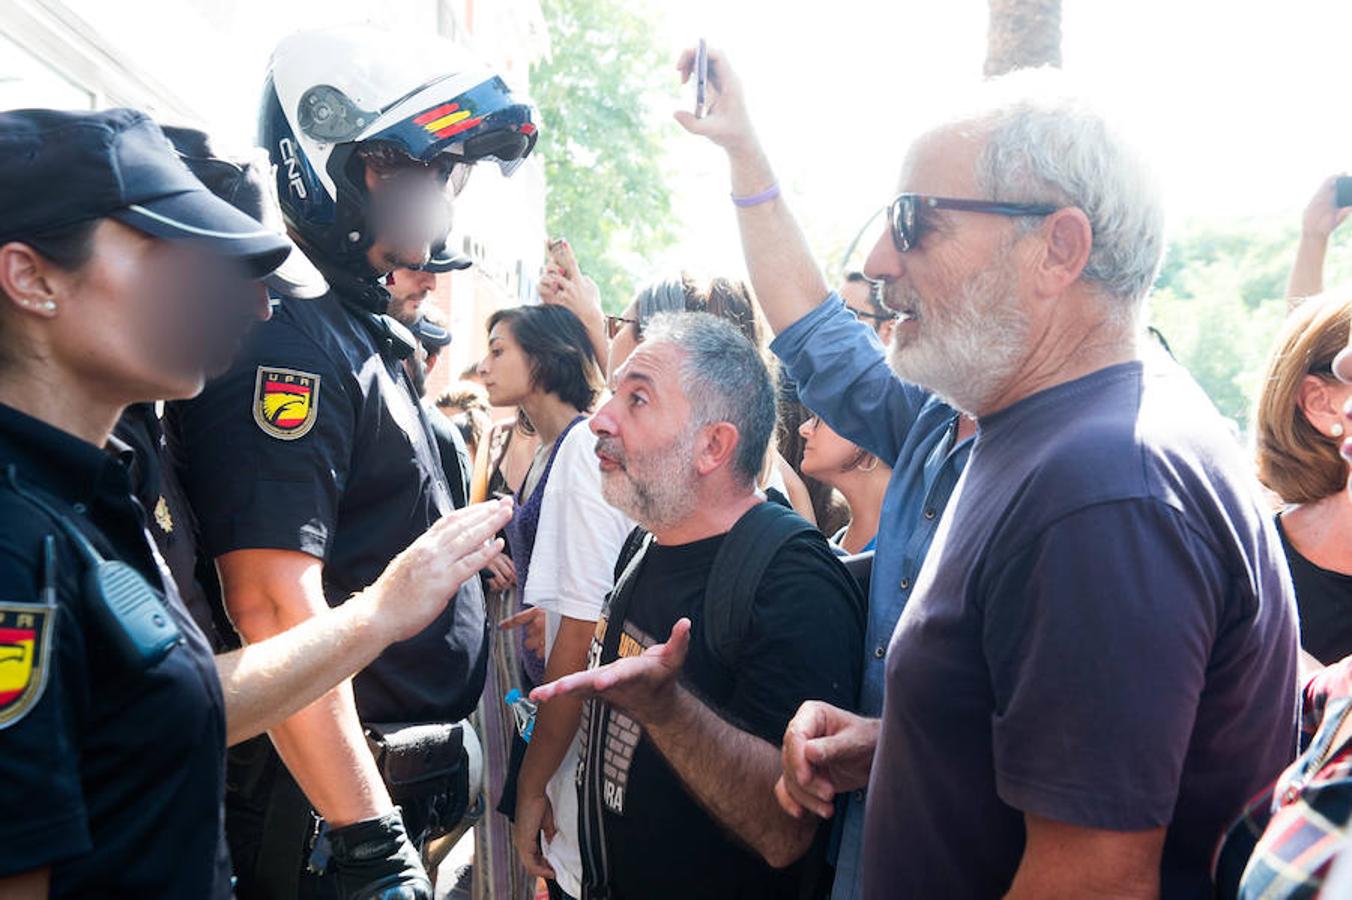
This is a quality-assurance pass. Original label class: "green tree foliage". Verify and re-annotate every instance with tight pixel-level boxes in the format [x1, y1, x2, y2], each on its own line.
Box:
[1148, 218, 1352, 429]
[530, 0, 677, 312]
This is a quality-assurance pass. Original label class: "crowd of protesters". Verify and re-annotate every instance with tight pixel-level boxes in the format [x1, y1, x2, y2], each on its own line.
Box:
[8, 21, 1352, 900]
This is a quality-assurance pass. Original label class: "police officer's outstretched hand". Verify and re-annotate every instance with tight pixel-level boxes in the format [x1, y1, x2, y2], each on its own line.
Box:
[327, 808, 430, 900]
[359, 499, 513, 645]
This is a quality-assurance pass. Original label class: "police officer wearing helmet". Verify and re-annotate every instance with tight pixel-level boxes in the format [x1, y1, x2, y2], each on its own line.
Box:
[0, 108, 513, 899]
[168, 25, 538, 900]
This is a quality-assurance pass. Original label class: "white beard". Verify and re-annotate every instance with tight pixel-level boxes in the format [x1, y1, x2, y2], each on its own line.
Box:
[598, 426, 701, 532]
[886, 256, 1030, 416]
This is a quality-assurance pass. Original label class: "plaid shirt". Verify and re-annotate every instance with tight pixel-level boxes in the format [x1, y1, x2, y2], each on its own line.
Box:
[1216, 660, 1352, 899]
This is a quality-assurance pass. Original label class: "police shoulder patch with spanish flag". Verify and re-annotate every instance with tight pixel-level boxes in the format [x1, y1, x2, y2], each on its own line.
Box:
[253, 366, 321, 440]
[0, 602, 54, 729]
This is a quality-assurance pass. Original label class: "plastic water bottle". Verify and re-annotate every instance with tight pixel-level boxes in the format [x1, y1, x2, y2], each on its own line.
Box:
[505, 688, 537, 743]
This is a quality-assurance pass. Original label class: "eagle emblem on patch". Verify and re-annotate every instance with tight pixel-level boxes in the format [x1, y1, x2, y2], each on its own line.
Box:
[153, 496, 173, 533]
[0, 603, 54, 729]
[253, 367, 321, 440]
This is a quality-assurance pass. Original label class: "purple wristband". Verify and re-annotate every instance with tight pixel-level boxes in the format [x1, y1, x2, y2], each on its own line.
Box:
[731, 182, 780, 208]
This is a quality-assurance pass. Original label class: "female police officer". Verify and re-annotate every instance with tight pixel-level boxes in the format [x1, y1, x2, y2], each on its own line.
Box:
[0, 108, 511, 899]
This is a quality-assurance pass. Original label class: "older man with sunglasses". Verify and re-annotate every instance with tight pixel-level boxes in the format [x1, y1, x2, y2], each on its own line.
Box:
[676, 49, 1299, 900]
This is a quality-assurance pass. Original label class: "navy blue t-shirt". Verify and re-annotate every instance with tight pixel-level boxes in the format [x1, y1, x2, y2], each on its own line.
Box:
[861, 360, 1299, 899]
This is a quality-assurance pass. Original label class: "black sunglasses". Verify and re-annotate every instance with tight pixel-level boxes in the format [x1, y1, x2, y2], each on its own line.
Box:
[887, 193, 1060, 252]
[1310, 359, 1336, 377]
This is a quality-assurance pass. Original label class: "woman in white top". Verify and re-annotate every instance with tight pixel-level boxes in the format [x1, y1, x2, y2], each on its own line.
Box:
[479, 303, 632, 900]
[541, 253, 815, 522]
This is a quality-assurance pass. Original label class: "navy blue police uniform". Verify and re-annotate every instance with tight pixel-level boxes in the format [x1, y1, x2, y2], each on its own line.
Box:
[0, 106, 294, 899]
[0, 405, 230, 899]
[167, 263, 490, 890]
[171, 267, 488, 722]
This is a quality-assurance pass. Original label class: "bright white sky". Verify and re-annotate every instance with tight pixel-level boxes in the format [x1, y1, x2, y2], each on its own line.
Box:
[649, 0, 1352, 281]
[31, 0, 1352, 287]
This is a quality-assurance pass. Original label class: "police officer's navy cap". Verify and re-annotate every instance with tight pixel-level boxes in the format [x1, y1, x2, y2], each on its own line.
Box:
[161, 125, 327, 299]
[421, 247, 473, 273]
[0, 108, 291, 278]
[413, 315, 452, 351]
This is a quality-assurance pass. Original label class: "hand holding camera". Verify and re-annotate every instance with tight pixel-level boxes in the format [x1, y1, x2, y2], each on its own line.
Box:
[1304, 173, 1352, 239]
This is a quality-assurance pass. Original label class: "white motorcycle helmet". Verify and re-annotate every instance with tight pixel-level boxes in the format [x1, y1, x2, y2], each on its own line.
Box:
[259, 26, 537, 276]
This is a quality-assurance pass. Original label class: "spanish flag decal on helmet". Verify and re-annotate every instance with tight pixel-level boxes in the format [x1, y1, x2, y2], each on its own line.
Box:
[412, 101, 483, 140]
[254, 367, 321, 440]
[0, 603, 53, 729]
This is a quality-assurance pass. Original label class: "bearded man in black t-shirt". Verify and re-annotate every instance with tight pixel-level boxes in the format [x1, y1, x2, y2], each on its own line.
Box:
[530, 312, 864, 900]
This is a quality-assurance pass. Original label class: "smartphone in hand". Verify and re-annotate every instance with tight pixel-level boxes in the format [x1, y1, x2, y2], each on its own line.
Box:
[547, 237, 567, 263]
[546, 238, 583, 291]
[1337, 176, 1352, 209]
[695, 39, 709, 118]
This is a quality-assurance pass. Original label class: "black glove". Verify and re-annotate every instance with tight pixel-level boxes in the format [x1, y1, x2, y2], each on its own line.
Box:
[325, 808, 432, 900]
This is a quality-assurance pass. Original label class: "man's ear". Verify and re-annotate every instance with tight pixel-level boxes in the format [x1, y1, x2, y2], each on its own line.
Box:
[0, 242, 61, 319]
[695, 421, 741, 477]
[1032, 207, 1093, 298]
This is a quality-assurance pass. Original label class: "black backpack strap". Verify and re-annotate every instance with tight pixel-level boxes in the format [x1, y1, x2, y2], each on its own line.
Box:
[612, 526, 651, 583]
[579, 527, 652, 900]
[703, 501, 817, 670]
[601, 527, 652, 663]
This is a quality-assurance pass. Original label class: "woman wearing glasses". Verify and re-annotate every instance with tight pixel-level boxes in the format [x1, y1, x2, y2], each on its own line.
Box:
[539, 254, 818, 523]
[840, 271, 899, 345]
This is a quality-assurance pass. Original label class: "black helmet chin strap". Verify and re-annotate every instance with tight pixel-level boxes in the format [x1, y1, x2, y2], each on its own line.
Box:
[310, 143, 454, 285]
[312, 143, 383, 280]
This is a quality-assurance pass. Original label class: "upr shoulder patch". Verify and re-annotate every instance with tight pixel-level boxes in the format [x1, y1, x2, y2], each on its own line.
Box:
[0, 603, 54, 729]
[253, 367, 321, 440]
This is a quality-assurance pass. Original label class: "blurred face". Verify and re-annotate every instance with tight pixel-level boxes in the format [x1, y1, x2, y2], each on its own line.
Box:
[590, 341, 700, 531]
[862, 128, 1033, 415]
[360, 148, 464, 274]
[798, 413, 864, 483]
[386, 267, 437, 327]
[4, 219, 268, 402]
[478, 320, 533, 407]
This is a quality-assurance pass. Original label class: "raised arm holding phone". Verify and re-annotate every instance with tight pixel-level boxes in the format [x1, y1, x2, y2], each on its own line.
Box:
[1287, 174, 1352, 305]
[674, 47, 830, 335]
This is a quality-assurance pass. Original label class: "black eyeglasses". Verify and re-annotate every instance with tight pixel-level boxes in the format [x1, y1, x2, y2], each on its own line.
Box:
[606, 314, 639, 340]
[846, 306, 897, 326]
[887, 193, 1060, 252]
